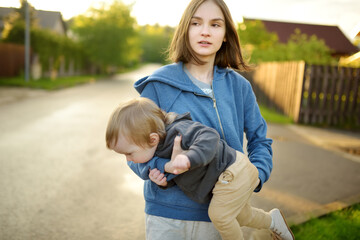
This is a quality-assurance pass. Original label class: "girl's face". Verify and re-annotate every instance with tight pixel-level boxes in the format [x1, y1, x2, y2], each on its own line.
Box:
[188, 1, 226, 63]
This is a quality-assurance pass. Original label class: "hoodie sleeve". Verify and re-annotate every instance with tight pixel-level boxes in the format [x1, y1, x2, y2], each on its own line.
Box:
[243, 81, 273, 191]
[178, 121, 220, 169]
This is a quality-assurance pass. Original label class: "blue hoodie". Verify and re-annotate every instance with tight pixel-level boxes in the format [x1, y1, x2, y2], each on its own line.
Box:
[128, 62, 273, 221]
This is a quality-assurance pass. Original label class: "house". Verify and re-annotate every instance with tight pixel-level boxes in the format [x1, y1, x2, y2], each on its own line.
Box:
[0, 7, 67, 38]
[354, 31, 360, 48]
[36, 10, 67, 36]
[244, 18, 359, 57]
[0, 7, 68, 78]
[339, 51, 360, 67]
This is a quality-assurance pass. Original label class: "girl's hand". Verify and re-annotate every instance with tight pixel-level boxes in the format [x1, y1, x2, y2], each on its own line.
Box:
[171, 154, 190, 174]
[165, 135, 190, 174]
[149, 168, 167, 187]
[171, 135, 183, 160]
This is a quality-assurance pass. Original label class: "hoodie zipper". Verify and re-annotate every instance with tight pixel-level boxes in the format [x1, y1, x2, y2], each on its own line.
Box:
[194, 88, 226, 140]
[211, 85, 226, 141]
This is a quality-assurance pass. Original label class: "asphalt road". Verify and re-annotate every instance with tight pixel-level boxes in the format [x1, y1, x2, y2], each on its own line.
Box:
[1, 64, 359, 240]
[0, 64, 162, 240]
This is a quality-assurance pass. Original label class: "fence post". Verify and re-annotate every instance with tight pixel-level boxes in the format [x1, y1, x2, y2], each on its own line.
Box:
[293, 61, 305, 123]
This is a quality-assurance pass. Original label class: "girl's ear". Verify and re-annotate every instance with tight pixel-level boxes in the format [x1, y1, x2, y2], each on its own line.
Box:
[149, 133, 160, 146]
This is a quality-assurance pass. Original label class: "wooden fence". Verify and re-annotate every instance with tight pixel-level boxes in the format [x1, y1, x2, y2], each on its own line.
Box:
[0, 43, 27, 77]
[249, 61, 360, 128]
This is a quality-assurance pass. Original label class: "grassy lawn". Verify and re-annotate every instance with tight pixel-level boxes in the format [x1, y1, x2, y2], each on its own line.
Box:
[0, 64, 142, 91]
[291, 203, 360, 240]
[0, 75, 104, 90]
[259, 104, 293, 124]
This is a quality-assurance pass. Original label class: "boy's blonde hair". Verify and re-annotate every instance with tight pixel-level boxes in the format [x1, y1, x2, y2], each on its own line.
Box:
[106, 98, 176, 149]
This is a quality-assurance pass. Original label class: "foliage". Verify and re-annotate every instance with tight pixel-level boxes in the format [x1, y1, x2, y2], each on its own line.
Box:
[138, 24, 174, 64]
[2, 23, 86, 76]
[1, 0, 87, 79]
[285, 29, 334, 64]
[238, 20, 279, 50]
[238, 20, 335, 64]
[1, 0, 38, 39]
[292, 203, 360, 240]
[70, 0, 140, 72]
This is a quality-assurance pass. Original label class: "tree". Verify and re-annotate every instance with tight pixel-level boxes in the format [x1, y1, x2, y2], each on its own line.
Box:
[139, 24, 174, 64]
[238, 20, 334, 64]
[71, 0, 140, 72]
[238, 20, 278, 50]
[2, 1, 86, 80]
[285, 29, 333, 64]
[1, 0, 38, 40]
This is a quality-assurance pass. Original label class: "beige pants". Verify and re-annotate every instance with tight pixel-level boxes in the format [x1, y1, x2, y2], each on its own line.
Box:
[208, 151, 272, 240]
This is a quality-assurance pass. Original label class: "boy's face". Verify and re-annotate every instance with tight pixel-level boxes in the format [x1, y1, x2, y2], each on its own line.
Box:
[111, 134, 158, 163]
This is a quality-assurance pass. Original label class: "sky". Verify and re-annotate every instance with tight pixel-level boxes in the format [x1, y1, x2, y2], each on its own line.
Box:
[1, 0, 360, 39]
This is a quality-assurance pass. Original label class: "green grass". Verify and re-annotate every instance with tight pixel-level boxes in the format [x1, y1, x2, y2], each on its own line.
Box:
[259, 104, 293, 124]
[0, 75, 104, 90]
[292, 203, 360, 240]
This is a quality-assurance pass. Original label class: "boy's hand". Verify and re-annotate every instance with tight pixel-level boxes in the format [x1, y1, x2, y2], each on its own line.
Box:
[149, 168, 167, 187]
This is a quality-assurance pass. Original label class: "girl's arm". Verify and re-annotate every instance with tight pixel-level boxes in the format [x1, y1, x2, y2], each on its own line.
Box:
[243, 81, 273, 191]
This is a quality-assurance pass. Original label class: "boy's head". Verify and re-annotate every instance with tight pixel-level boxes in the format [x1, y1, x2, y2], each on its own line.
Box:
[106, 97, 167, 163]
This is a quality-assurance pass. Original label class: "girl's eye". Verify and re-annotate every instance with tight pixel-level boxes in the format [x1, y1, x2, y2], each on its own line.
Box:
[191, 22, 200, 26]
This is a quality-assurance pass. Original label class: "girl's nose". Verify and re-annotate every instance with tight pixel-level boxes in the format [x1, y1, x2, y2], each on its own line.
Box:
[201, 25, 210, 37]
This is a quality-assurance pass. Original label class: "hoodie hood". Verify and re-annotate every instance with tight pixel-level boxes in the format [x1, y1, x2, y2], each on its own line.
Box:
[134, 62, 230, 95]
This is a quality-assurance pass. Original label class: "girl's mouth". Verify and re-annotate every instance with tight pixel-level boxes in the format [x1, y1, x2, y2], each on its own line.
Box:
[198, 41, 211, 46]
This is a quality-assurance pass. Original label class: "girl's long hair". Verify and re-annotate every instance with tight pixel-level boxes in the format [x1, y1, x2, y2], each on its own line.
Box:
[168, 0, 250, 72]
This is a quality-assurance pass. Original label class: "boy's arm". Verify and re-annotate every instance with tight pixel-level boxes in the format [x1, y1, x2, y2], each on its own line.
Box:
[176, 122, 220, 170]
[127, 156, 167, 180]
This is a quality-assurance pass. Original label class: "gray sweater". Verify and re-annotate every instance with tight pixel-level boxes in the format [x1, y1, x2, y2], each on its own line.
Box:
[155, 113, 236, 204]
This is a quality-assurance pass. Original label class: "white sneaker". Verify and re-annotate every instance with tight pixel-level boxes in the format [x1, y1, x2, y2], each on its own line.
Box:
[269, 208, 295, 240]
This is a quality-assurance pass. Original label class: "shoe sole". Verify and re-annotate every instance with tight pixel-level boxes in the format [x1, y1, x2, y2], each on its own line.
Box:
[279, 209, 295, 240]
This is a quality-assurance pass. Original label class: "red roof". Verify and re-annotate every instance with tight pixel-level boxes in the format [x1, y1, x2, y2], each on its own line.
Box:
[245, 19, 359, 56]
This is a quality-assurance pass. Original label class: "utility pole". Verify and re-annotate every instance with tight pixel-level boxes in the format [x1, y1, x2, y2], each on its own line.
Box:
[25, 0, 30, 82]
